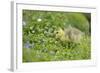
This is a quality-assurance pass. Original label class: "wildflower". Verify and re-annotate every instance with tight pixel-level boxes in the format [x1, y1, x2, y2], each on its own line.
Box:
[24, 41, 34, 49]
[32, 30, 35, 33]
[30, 26, 33, 30]
[24, 41, 30, 49]
[37, 18, 42, 22]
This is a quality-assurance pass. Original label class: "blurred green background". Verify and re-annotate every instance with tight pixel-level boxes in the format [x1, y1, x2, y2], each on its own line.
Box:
[22, 10, 91, 62]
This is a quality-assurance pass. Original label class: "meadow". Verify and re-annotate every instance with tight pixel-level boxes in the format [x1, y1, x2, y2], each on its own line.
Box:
[22, 10, 91, 62]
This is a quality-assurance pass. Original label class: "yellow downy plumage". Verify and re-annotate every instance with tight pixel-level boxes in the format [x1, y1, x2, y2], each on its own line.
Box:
[55, 25, 84, 43]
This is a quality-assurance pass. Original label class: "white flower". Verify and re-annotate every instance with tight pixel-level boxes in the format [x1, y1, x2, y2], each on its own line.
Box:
[30, 26, 33, 30]
[37, 18, 42, 22]
[32, 30, 35, 33]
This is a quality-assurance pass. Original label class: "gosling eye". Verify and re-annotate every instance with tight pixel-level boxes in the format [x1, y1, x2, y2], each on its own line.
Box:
[56, 31, 58, 34]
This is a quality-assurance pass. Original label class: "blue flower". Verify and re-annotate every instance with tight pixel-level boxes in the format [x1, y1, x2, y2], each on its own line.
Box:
[24, 41, 35, 49]
[24, 41, 30, 49]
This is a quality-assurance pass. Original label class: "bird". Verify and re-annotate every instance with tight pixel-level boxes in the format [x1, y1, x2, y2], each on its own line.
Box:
[54, 25, 84, 43]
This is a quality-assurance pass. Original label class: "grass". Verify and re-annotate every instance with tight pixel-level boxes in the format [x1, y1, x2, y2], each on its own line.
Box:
[22, 10, 91, 62]
[23, 35, 91, 62]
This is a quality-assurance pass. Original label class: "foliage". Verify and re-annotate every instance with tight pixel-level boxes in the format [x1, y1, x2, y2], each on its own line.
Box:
[22, 10, 91, 62]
